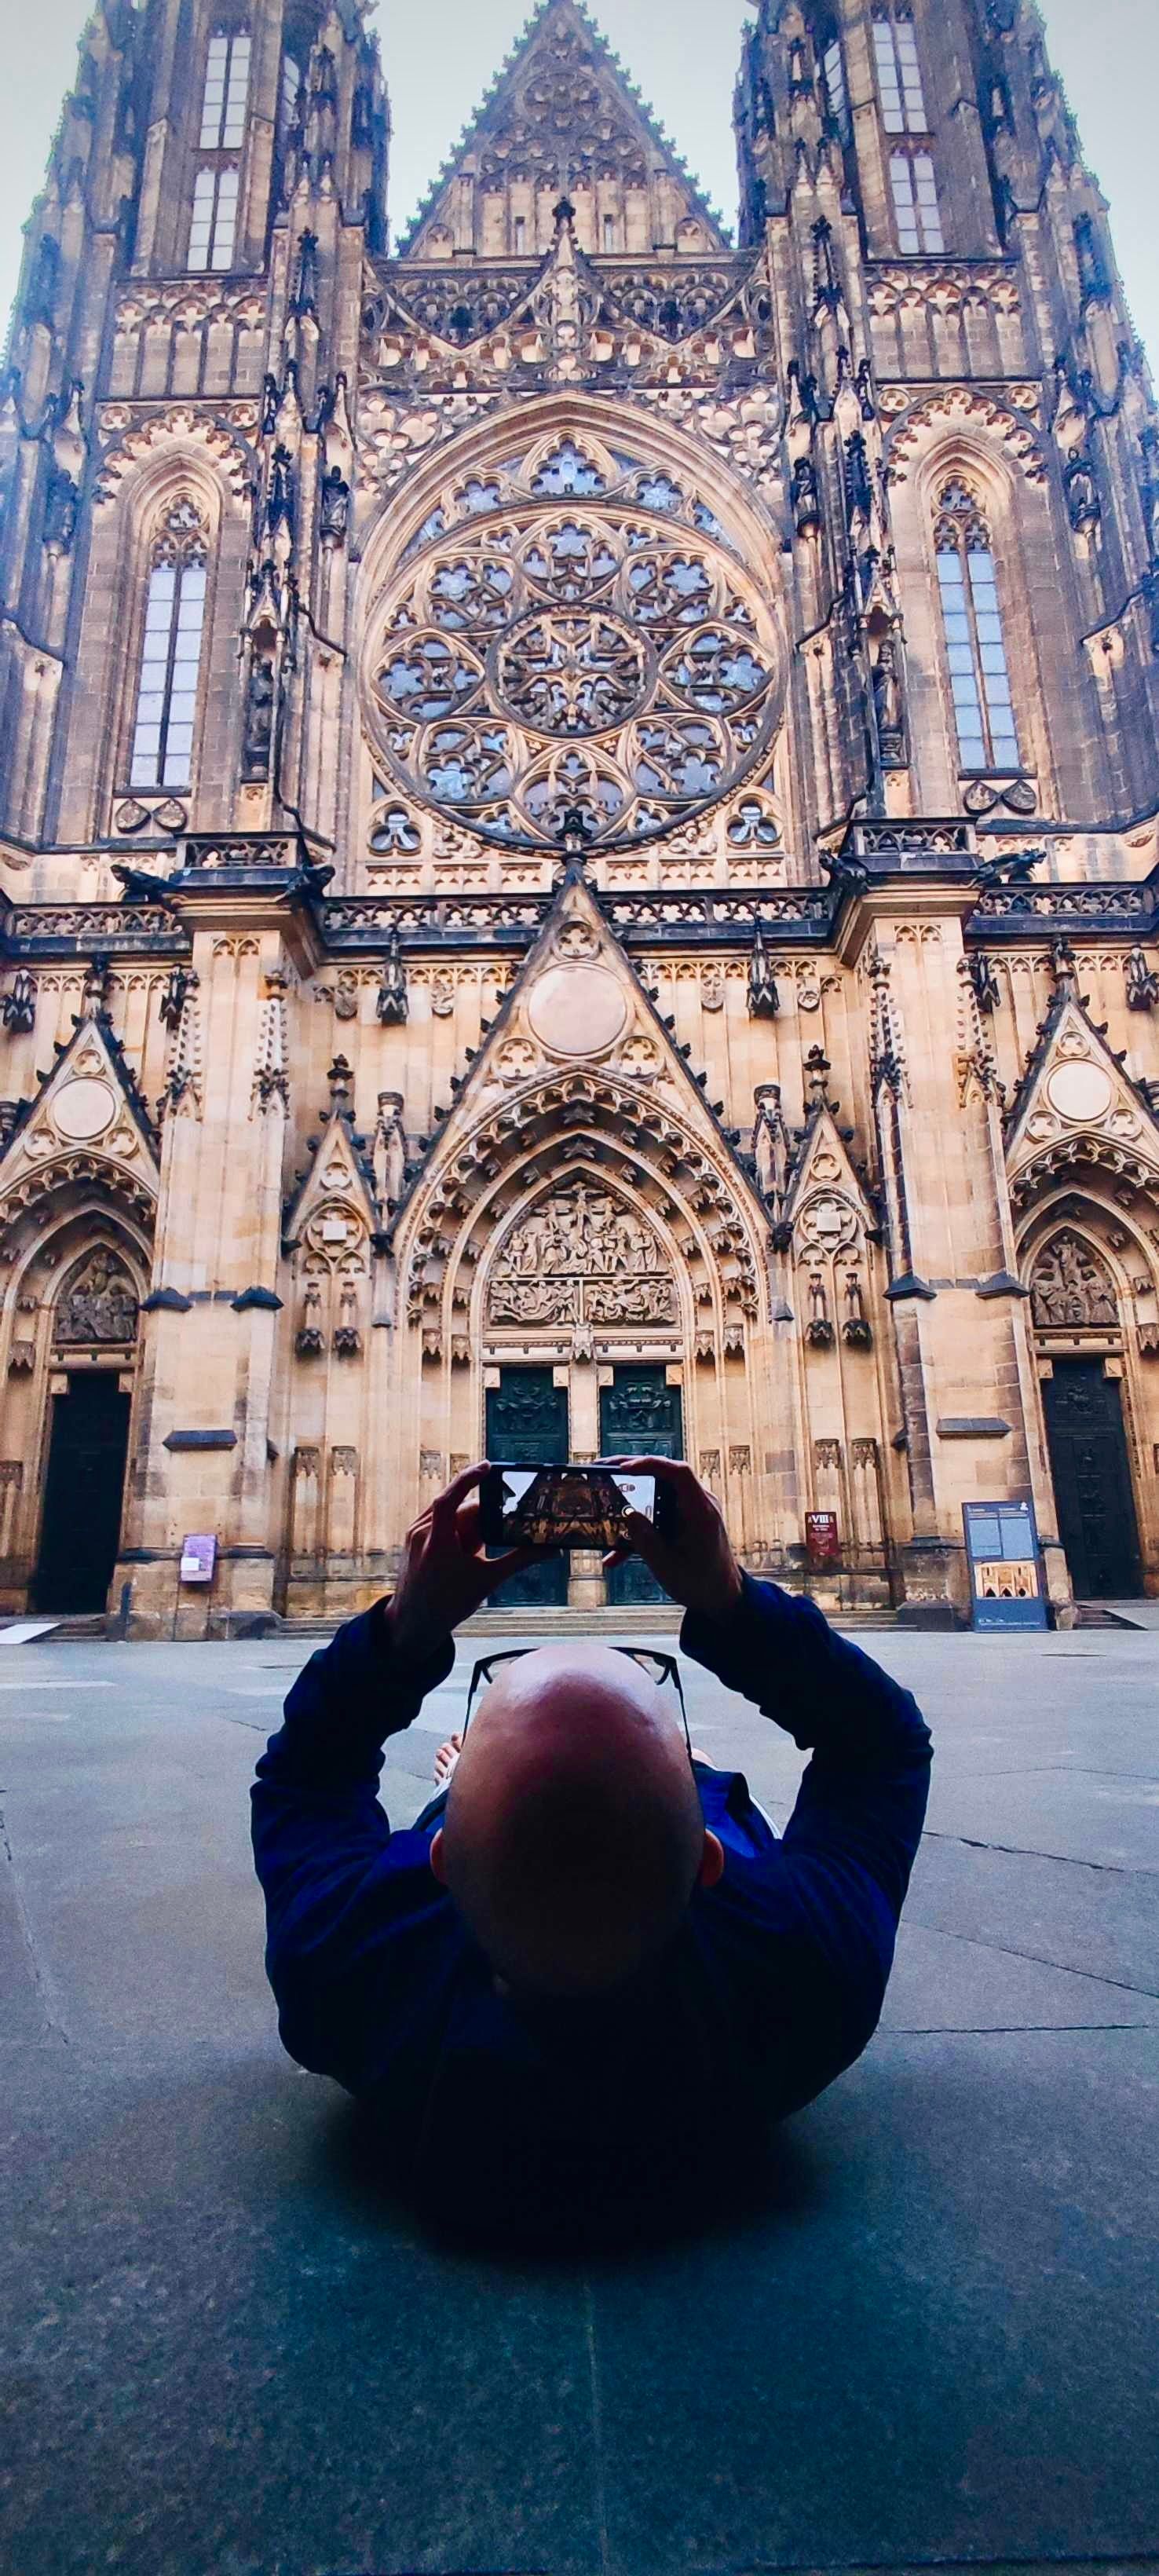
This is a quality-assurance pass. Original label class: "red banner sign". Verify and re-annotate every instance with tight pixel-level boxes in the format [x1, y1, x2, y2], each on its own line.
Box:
[805, 1512, 840, 1568]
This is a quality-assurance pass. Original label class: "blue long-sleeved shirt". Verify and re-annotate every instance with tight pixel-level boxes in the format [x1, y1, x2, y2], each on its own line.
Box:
[251, 1579, 931, 2219]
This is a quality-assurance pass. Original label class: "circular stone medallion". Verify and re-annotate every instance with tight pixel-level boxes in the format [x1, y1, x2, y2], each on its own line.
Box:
[526, 964, 629, 1058]
[1045, 1059, 1113, 1123]
[53, 1076, 118, 1142]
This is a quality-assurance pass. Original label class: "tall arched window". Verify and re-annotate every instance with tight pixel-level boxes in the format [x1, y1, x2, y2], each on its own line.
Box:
[889, 150, 944, 252]
[129, 501, 209, 790]
[934, 481, 1019, 771]
[200, 28, 250, 148]
[188, 24, 249, 272]
[872, 6, 928, 132]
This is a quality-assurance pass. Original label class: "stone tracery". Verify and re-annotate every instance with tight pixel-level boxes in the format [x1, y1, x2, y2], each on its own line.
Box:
[364, 428, 782, 847]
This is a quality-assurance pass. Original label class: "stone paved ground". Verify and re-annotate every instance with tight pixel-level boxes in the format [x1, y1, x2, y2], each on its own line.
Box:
[1, 1621, 1157, 2576]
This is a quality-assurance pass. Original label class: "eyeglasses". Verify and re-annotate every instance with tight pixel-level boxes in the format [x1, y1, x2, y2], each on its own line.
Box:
[463, 1646, 694, 1766]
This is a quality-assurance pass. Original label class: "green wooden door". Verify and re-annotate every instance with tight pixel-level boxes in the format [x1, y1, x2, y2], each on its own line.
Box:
[599, 1365, 683, 1607]
[484, 1366, 569, 1608]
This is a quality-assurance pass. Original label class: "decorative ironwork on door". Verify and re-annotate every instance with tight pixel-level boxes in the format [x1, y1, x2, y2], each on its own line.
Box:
[599, 1365, 683, 1608]
[1042, 1359, 1142, 1599]
[484, 1366, 569, 1608]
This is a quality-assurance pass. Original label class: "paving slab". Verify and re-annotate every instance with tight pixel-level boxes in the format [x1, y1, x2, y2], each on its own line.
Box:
[0, 1626, 1156, 2576]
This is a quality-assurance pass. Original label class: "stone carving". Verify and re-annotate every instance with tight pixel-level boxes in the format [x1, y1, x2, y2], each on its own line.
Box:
[2, 971, 36, 1034]
[487, 1184, 675, 1326]
[843, 1270, 872, 1348]
[320, 465, 349, 546]
[872, 635, 905, 764]
[295, 1279, 324, 1356]
[242, 648, 277, 783]
[1029, 1231, 1118, 1329]
[806, 1271, 835, 1348]
[375, 926, 408, 1024]
[54, 1248, 138, 1346]
[748, 922, 780, 1017]
[1126, 946, 1159, 1011]
[332, 1280, 362, 1357]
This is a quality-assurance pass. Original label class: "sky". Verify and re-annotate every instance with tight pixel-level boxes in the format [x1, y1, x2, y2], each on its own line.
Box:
[1, 0, 1157, 368]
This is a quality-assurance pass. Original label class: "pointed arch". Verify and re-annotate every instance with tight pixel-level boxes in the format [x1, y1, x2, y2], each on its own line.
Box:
[395, 1067, 768, 1363]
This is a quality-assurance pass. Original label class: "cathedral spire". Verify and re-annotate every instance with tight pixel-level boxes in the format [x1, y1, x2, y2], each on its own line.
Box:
[396, 0, 729, 262]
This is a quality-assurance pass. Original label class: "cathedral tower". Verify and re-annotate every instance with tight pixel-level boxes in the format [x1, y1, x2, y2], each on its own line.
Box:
[1, 0, 1157, 1633]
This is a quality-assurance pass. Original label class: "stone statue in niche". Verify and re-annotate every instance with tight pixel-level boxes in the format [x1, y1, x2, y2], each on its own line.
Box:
[1065, 451, 1100, 533]
[487, 1184, 676, 1326]
[751, 1083, 782, 1199]
[1030, 1231, 1117, 1329]
[333, 971, 359, 1023]
[55, 1248, 137, 1347]
[872, 635, 905, 763]
[242, 650, 277, 781]
[332, 1280, 361, 1357]
[791, 454, 822, 536]
[320, 466, 349, 546]
[805, 1270, 835, 1348]
[42, 467, 79, 555]
[843, 1270, 872, 1348]
[295, 1279, 325, 1356]
[375, 1092, 407, 1210]
[376, 927, 408, 1024]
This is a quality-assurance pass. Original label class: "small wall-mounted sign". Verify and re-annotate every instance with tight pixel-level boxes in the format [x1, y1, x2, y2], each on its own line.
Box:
[179, 1532, 218, 1586]
[805, 1511, 840, 1568]
[963, 1502, 1047, 1630]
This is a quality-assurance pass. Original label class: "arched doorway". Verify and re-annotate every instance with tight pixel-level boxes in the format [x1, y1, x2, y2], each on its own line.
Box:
[33, 1246, 140, 1615]
[1029, 1228, 1143, 1601]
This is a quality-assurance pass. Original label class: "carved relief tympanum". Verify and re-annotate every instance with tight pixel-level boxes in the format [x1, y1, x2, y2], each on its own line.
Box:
[1030, 1231, 1118, 1330]
[54, 1248, 138, 1346]
[487, 1184, 676, 1326]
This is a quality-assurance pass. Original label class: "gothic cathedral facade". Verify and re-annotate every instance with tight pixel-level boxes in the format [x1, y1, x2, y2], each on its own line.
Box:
[2, 0, 1159, 1633]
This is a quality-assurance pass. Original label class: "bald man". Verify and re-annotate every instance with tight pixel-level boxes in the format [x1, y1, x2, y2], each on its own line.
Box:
[251, 1462, 932, 2228]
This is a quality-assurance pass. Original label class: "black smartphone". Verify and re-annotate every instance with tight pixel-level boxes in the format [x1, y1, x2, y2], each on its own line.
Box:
[479, 1462, 664, 1552]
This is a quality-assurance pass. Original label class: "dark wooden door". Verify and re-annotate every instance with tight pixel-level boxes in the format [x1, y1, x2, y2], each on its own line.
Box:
[34, 1372, 130, 1614]
[484, 1366, 569, 1608]
[599, 1365, 683, 1607]
[1042, 1359, 1143, 1599]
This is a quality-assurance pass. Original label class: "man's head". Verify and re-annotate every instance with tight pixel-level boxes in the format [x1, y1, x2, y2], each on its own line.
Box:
[430, 1645, 724, 1999]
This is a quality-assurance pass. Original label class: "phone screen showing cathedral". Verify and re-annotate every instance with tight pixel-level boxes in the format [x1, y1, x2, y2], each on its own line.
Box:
[484, 1465, 656, 1550]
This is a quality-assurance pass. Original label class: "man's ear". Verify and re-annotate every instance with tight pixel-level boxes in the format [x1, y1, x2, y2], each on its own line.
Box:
[430, 1825, 447, 1884]
[699, 1829, 725, 1889]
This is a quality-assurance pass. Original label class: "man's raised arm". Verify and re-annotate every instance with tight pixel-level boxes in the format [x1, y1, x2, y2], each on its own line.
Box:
[608, 1458, 933, 2017]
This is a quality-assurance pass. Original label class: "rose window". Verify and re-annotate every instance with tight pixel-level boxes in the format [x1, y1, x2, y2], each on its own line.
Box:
[363, 434, 784, 847]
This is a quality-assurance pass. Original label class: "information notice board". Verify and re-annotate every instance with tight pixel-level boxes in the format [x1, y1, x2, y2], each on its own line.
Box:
[962, 1501, 1047, 1630]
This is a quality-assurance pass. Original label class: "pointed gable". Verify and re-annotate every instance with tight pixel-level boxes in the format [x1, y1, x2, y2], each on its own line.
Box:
[772, 1047, 878, 1254]
[399, 869, 754, 1198]
[0, 1006, 159, 1234]
[282, 1055, 381, 1250]
[393, 871, 772, 1342]
[398, 0, 729, 262]
[1004, 980, 1159, 1206]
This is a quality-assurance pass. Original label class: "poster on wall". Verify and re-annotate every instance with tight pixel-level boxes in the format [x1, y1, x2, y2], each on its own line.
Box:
[963, 1502, 1047, 1630]
[179, 1533, 217, 1586]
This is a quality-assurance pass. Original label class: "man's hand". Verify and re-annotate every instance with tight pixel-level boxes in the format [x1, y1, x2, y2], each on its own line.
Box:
[382, 1462, 550, 1664]
[601, 1457, 744, 1621]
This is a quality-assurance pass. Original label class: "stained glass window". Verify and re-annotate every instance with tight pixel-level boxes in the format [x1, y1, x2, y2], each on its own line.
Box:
[130, 503, 208, 790]
[934, 482, 1019, 772]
